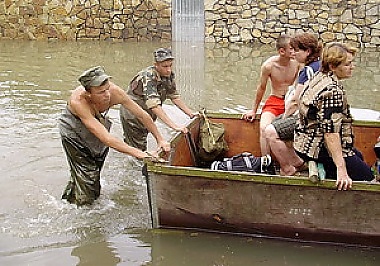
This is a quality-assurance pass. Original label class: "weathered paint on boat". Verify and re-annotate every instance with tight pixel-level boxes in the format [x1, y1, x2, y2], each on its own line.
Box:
[146, 113, 380, 247]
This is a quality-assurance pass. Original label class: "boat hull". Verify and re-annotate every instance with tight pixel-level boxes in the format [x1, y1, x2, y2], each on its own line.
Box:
[146, 113, 380, 247]
[148, 168, 380, 247]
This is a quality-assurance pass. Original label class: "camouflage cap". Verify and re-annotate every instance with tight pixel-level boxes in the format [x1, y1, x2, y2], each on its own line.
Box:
[78, 66, 111, 88]
[154, 48, 174, 62]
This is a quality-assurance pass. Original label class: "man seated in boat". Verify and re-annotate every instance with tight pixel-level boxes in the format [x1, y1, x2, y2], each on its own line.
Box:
[120, 48, 197, 151]
[264, 32, 322, 176]
[242, 34, 300, 157]
[294, 43, 376, 190]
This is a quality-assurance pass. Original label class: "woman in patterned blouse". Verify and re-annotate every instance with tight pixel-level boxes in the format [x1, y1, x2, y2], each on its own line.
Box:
[294, 42, 375, 190]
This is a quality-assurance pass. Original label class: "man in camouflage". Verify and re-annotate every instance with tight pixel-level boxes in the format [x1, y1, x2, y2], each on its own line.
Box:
[59, 66, 169, 205]
[120, 48, 196, 151]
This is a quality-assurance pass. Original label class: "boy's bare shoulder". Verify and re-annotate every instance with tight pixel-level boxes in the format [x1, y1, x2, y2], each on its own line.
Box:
[263, 55, 279, 65]
[261, 55, 279, 70]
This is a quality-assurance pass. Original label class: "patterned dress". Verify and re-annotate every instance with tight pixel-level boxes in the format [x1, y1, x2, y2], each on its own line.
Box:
[294, 72, 373, 181]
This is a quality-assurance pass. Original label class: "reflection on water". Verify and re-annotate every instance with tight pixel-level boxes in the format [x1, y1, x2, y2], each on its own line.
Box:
[137, 229, 380, 266]
[0, 40, 379, 265]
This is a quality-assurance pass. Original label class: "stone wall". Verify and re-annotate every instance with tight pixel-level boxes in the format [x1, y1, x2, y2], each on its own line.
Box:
[205, 0, 380, 47]
[0, 0, 379, 48]
[0, 0, 172, 41]
[202, 42, 380, 111]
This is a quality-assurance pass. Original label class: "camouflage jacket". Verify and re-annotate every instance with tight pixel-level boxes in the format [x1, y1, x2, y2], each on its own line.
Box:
[127, 66, 180, 117]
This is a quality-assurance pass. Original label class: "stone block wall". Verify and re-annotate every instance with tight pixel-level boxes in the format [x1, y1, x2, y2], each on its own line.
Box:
[203, 42, 380, 110]
[205, 0, 380, 48]
[0, 0, 172, 41]
[0, 0, 379, 48]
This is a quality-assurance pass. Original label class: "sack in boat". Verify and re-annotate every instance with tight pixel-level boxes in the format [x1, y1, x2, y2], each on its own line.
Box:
[211, 152, 275, 174]
[197, 110, 229, 164]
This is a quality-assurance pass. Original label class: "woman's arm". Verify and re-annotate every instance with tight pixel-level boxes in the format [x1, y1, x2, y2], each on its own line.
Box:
[324, 133, 352, 190]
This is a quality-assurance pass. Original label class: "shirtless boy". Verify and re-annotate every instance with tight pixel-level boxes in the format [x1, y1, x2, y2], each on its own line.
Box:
[242, 34, 299, 155]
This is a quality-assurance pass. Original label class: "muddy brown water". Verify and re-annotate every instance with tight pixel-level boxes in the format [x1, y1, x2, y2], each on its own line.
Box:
[0, 40, 379, 265]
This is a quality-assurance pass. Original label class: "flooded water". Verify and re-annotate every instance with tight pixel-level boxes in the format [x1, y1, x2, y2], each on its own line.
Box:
[0, 40, 379, 265]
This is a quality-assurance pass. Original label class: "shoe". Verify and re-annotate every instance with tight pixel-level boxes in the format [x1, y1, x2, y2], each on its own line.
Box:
[261, 155, 276, 175]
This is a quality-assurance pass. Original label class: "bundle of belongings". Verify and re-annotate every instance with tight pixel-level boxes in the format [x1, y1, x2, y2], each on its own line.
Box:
[195, 109, 229, 167]
[194, 109, 275, 174]
[211, 152, 276, 175]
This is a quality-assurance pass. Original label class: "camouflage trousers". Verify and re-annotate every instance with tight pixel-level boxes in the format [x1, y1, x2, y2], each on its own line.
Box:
[120, 116, 150, 152]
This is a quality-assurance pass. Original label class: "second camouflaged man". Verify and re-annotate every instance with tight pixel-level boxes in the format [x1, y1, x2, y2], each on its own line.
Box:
[120, 48, 196, 151]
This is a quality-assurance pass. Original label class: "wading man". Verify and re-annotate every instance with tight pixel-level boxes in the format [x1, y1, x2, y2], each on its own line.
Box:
[59, 66, 170, 206]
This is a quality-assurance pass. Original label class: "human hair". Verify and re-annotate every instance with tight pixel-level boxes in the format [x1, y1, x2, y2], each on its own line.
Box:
[290, 32, 323, 65]
[320, 43, 358, 74]
[276, 34, 291, 50]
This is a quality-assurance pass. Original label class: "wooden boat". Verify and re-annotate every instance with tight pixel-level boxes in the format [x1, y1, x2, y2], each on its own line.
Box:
[145, 112, 380, 247]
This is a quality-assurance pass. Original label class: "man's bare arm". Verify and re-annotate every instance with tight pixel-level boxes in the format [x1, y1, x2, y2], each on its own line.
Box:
[71, 97, 149, 158]
[243, 63, 271, 121]
[171, 97, 196, 118]
[117, 88, 170, 152]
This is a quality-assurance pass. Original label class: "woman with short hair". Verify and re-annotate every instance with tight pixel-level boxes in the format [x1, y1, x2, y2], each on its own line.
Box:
[294, 43, 375, 190]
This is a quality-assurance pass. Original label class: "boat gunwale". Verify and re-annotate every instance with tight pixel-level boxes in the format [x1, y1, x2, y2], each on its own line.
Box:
[146, 163, 380, 192]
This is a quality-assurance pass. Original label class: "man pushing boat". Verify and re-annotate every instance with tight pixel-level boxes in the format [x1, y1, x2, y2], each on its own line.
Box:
[58, 66, 170, 205]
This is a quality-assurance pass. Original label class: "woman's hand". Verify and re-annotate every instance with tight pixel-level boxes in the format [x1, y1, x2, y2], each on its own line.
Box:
[335, 169, 352, 190]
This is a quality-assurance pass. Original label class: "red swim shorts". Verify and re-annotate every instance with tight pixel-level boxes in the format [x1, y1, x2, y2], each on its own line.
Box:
[262, 95, 285, 117]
